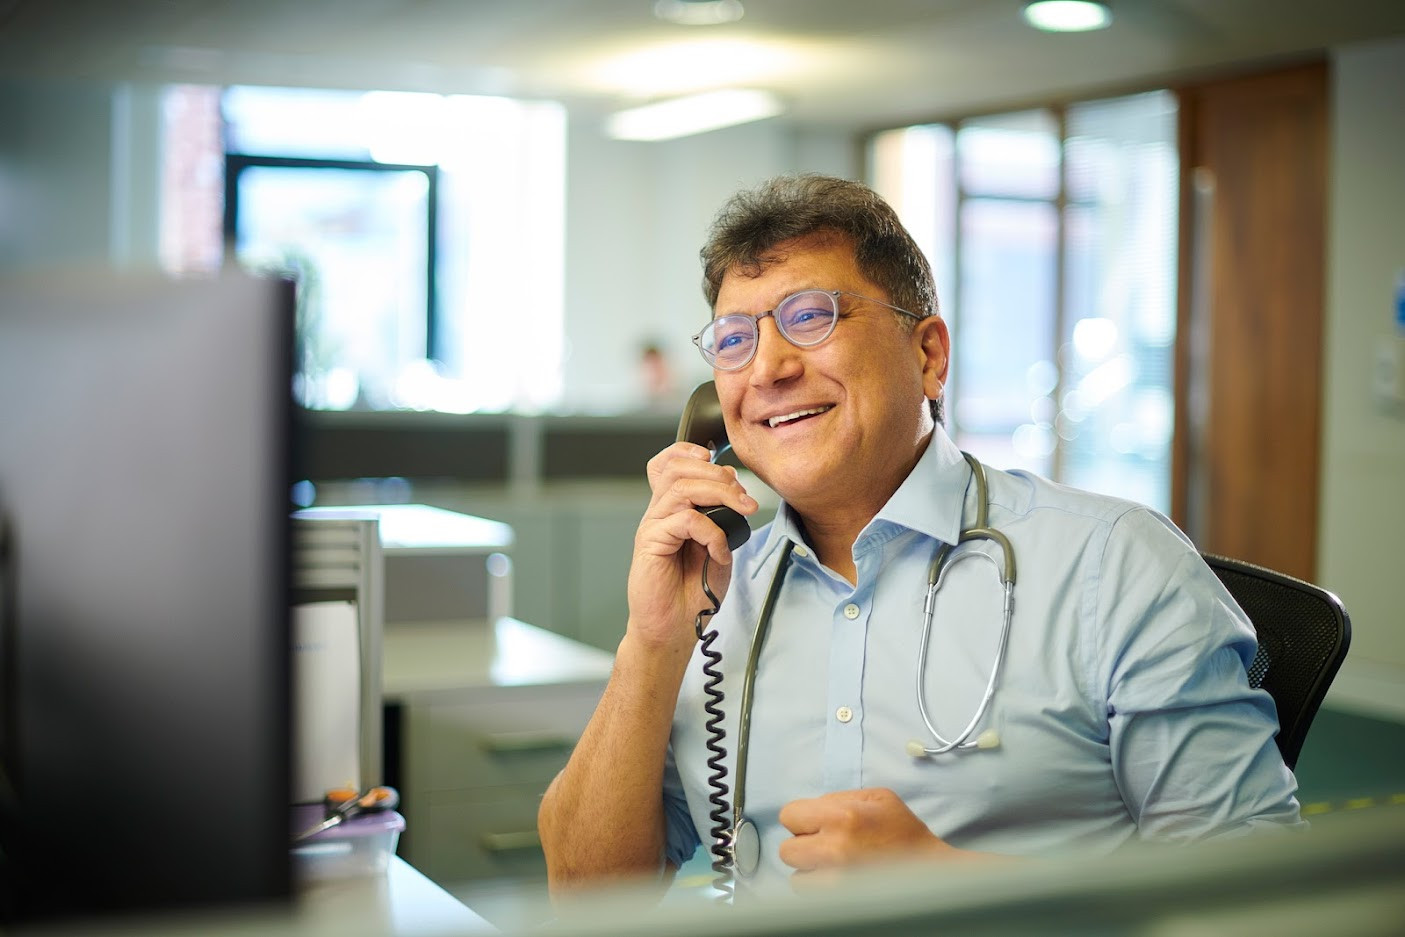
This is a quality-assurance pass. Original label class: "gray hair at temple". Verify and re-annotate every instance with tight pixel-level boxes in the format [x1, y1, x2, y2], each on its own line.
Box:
[699, 173, 944, 423]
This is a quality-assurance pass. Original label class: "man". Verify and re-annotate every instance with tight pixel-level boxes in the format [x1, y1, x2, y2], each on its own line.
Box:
[537, 173, 1302, 897]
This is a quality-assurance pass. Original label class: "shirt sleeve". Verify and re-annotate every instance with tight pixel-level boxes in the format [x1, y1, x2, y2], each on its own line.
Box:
[1098, 508, 1306, 841]
[661, 741, 702, 869]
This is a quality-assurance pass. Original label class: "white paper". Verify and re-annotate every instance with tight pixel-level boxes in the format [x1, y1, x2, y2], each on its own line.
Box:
[293, 600, 362, 803]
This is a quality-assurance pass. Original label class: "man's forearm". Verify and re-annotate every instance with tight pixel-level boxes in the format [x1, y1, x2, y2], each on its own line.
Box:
[538, 631, 693, 895]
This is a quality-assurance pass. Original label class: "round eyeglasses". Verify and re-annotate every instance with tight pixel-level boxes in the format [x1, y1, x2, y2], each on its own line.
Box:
[692, 289, 924, 371]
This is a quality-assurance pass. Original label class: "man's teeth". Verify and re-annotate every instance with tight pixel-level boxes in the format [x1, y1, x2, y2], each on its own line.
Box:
[767, 406, 832, 428]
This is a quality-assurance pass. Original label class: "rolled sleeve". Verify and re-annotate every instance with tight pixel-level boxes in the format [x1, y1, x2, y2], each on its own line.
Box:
[661, 742, 701, 869]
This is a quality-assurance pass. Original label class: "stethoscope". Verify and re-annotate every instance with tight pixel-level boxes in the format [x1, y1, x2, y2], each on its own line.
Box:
[727, 452, 1016, 878]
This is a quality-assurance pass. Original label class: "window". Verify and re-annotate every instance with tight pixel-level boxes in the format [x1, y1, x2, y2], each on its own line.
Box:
[871, 92, 1178, 511]
[226, 154, 436, 410]
[164, 85, 567, 413]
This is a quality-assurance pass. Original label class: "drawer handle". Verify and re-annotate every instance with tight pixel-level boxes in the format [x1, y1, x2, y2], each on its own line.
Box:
[479, 731, 574, 754]
[480, 830, 542, 853]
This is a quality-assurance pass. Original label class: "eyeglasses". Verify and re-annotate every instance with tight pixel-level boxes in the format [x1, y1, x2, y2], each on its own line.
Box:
[692, 289, 923, 371]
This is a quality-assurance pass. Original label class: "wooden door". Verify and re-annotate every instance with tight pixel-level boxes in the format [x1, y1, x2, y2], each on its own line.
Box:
[1173, 62, 1328, 580]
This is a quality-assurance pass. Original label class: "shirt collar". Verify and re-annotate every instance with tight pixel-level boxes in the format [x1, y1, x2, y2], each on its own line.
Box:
[873, 425, 971, 545]
[748, 425, 973, 577]
[750, 499, 808, 578]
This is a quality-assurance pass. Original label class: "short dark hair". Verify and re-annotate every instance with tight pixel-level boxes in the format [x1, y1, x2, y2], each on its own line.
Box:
[700, 173, 944, 423]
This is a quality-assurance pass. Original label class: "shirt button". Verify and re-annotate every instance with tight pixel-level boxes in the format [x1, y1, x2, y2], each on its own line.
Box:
[836, 706, 854, 723]
[843, 603, 860, 620]
[793, 545, 809, 558]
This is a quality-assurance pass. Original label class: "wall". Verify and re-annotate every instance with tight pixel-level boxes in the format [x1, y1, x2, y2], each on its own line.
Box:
[1318, 35, 1405, 716]
[0, 79, 164, 273]
[0, 80, 115, 270]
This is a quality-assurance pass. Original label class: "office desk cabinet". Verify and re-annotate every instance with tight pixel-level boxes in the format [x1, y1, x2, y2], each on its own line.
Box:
[383, 617, 614, 886]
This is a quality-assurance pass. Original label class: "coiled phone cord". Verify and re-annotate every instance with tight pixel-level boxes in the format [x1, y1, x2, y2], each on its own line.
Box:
[694, 554, 733, 904]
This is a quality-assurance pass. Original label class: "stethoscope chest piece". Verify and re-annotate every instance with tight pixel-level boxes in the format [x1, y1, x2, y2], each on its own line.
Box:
[731, 818, 761, 877]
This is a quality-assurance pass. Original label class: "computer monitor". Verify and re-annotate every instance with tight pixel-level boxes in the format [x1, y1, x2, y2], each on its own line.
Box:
[0, 269, 296, 923]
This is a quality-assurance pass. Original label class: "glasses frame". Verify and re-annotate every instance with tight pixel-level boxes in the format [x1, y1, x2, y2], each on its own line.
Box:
[691, 289, 925, 371]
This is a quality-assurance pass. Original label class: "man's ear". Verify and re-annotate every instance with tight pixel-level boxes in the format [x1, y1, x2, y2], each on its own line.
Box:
[915, 316, 950, 401]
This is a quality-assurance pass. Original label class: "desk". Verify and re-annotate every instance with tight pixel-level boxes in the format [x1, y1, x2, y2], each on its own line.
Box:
[39, 858, 497, 937]
[383, 617, 615, 887]
[297, 857, 497, 935]
[298, 503, 515, 623]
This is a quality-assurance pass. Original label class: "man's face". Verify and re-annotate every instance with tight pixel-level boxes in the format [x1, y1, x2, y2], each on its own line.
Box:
[712, 234, 949, 520]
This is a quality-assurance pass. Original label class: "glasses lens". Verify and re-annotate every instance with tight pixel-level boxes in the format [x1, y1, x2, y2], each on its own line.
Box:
[703, 315, 757, 369]
[776, 291, 837, 346]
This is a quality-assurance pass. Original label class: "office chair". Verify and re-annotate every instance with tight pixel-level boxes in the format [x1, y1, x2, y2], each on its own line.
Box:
[1202, 553, 1351, 770]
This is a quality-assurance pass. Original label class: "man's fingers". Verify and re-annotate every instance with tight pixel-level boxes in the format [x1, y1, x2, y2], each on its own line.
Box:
[643, 459, 756, 538]
[777, 830, 829, 872]
[777, 788, 939, 873]
[777, 797, 825, 835]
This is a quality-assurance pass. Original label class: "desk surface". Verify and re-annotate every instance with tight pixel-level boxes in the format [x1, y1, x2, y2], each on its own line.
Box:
[296, 857, 497, 936]
[382, 617, 615, 701]
[41, 858, 498, 937]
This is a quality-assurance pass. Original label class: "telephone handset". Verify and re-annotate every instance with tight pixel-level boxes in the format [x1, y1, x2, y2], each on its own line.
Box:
[676, 382, 751, 551]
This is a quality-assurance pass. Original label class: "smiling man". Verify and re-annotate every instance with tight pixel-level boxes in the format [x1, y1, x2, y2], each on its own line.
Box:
[537, 174, 1303, 899]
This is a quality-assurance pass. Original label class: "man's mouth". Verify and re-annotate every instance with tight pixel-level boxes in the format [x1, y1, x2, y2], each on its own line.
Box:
[766, 405, 833, 428]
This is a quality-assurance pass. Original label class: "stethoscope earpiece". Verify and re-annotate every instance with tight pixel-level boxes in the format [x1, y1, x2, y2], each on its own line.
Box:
[906, 728, 1001, 759]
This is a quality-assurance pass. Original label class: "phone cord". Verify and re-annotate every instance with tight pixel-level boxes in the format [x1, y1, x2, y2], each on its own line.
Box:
[694, 554, 733, 904]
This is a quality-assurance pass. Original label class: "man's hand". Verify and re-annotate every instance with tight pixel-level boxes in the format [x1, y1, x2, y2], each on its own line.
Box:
[776, 788, 973, 890]
[625, 441, 756, 654]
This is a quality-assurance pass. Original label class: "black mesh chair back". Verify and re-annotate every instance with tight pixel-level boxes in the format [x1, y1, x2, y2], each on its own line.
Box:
[1202, 553, 1351, 770]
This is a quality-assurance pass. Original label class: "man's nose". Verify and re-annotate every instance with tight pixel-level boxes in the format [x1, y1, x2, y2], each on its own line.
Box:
[748, 315, 802, 384]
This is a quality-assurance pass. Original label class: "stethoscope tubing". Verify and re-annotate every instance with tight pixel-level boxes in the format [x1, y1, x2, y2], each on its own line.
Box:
[732, 539, 794, 829]
[913, 545, 1014, 754]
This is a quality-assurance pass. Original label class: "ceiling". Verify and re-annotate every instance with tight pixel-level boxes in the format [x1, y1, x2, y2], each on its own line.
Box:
[3, 0, 1405, 132]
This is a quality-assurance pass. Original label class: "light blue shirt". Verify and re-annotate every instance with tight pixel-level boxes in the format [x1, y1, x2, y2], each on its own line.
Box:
[661, 426, 1303, 890]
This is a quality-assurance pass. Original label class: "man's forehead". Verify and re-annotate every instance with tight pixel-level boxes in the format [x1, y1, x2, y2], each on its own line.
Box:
[717, 233, 858, 296]
[732, 230, 851, 273]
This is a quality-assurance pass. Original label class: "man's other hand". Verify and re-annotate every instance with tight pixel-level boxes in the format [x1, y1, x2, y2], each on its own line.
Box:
[776, 787, 979, 891]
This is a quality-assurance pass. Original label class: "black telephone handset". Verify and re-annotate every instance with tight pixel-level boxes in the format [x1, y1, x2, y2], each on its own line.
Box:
[677, 382, 751, 551]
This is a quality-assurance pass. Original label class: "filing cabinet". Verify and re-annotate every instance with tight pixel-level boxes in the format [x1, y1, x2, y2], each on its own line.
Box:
[382, 619, 614, 886]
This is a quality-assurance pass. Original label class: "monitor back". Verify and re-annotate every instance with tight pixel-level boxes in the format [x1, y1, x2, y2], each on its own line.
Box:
[0, 269, 295, 922]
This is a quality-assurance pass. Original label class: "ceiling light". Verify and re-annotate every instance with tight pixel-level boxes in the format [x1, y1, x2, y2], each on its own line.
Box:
[587, 38, 789, 97]
[606, 89, 782, 141]
[1022, 1, 1112, 32]
[654, 0, 745, 26]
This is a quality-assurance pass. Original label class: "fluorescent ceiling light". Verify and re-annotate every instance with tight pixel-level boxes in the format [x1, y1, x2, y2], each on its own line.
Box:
[588, 38, 791, 97]
[654, 0, 745, 26]
[606, 89, 783, 141]
[1023, 1, 1112, 32]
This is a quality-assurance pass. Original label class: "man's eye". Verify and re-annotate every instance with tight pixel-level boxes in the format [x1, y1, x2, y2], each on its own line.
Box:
[713, 322, 752, 350]
[785, 307, 834, 329]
